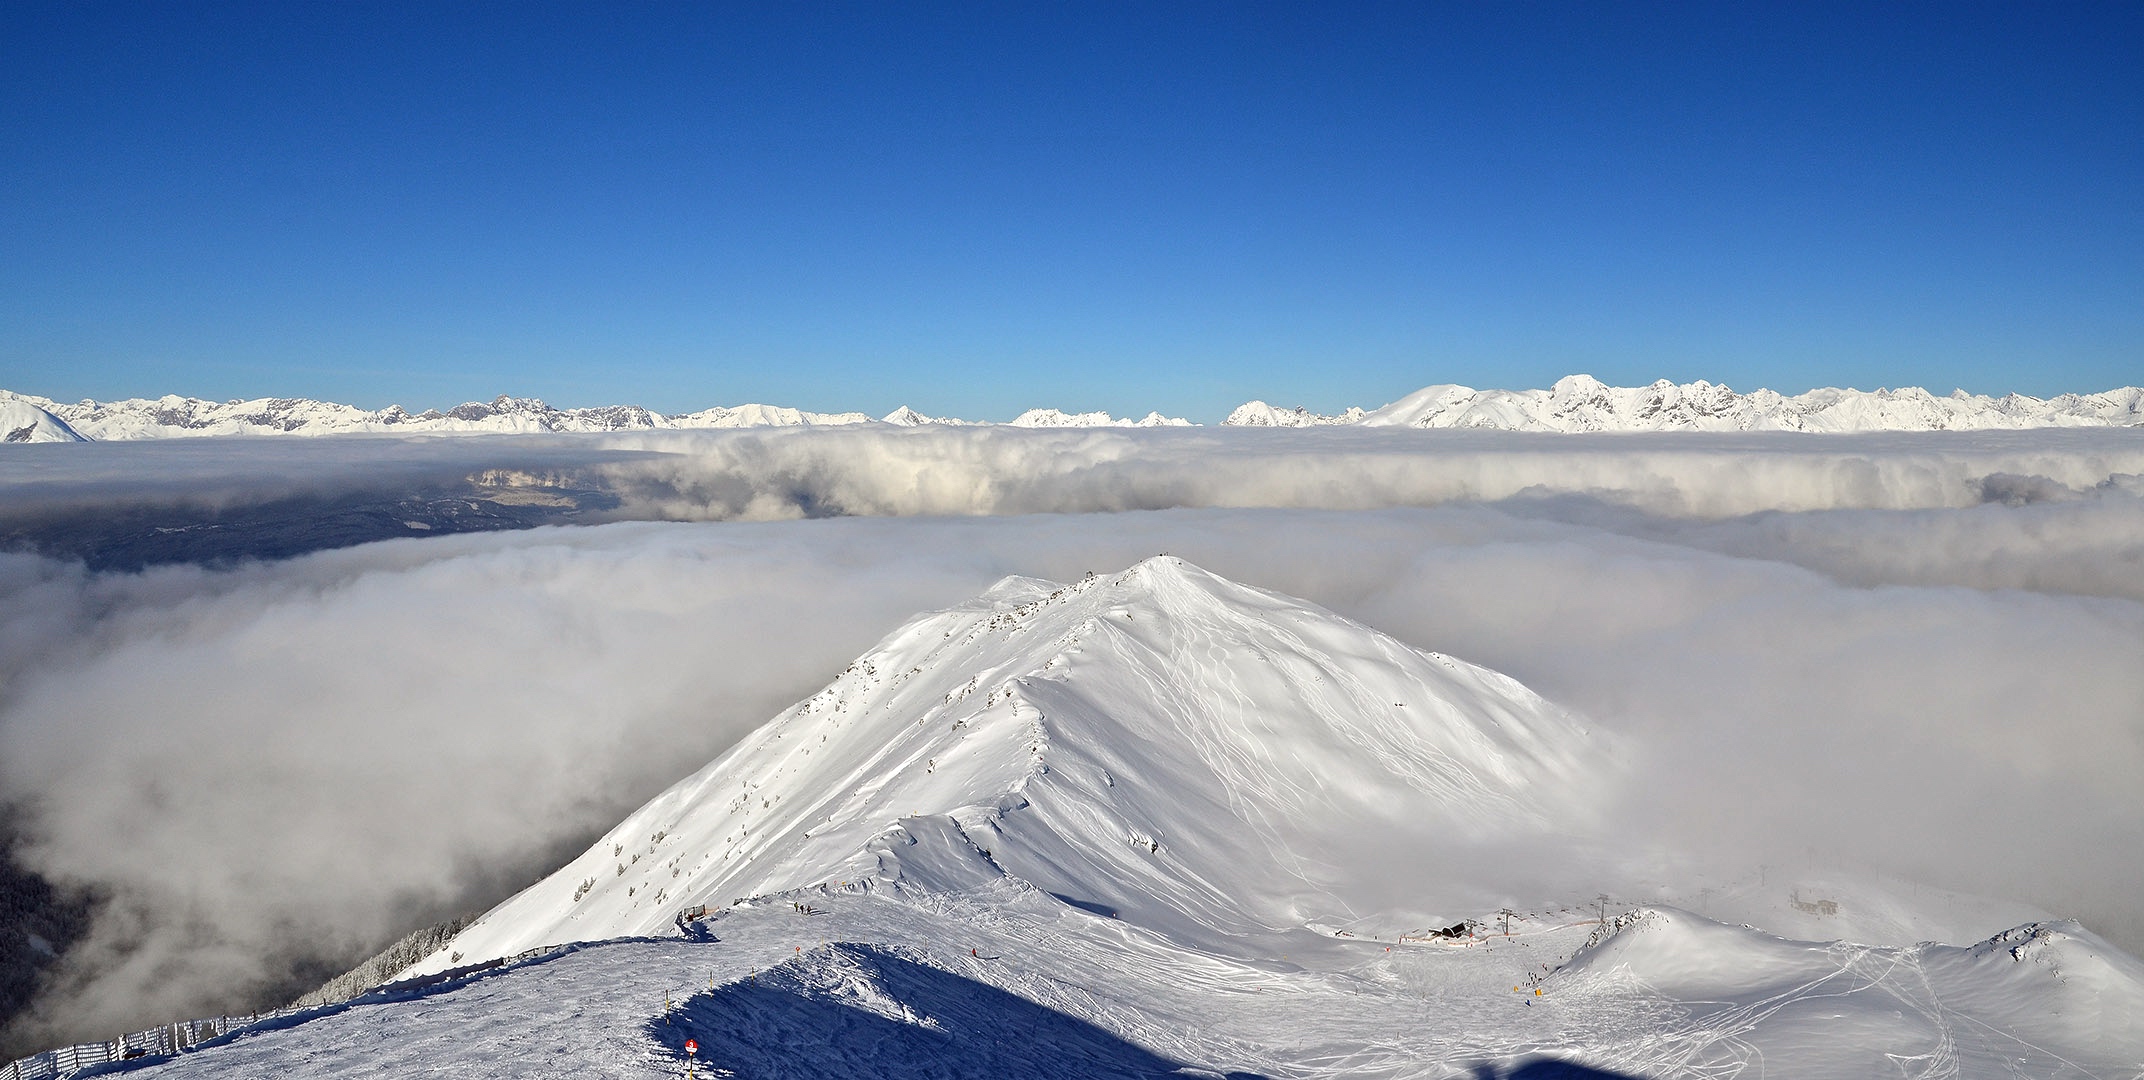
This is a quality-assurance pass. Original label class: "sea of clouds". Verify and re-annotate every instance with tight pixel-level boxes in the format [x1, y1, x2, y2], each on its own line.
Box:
[2, 425, 2141, 1049]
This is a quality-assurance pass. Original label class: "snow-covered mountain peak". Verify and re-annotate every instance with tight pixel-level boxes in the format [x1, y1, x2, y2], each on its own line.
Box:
[1222, 400, 1368, 426]
[0, 389, 879, 439]
[12, 376, 2142, 441]
[1347, 375, 2144, 432]
[1005, 408, 1193, 428]
[0, 391, 87, 443]
[410, 558, 1602, 975]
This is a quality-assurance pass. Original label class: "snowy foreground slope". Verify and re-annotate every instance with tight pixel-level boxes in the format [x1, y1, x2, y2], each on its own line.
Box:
[51, 561, 2144, 1078]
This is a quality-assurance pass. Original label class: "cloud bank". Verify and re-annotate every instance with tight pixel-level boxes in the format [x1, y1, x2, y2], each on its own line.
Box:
[1, 427, 2141, 1050]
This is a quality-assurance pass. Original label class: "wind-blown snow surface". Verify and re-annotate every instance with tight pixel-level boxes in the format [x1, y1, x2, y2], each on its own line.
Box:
[90, 561, 2144, 1079]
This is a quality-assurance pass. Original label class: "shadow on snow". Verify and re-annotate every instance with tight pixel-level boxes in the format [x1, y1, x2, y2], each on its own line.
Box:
[648, 942, 1264, 1080]
[1471, 1060, 1649, 1080]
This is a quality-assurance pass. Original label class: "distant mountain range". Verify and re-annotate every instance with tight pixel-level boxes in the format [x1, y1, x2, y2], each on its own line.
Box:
[6, 374, 2141, 443]
[0, 390, 1195, 443]
[1229, 373, 2144, 432]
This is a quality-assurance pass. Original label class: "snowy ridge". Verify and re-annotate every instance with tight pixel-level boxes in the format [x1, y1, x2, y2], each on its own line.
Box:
[409, 557, 1599, 975]
[1226, 375, 2144, 431]
[0, 394, 86, 443]
[1347, 374, 2144, 432]
[0, 388, 1195, 439]
[1004, 408, 1193, 428]
[0, 390, 875, 440]
[882, 406, 1191, 427]
[10, 376, 2142, 440]
[1223, 400, 1368, 427]
[878, 405, 974, 427]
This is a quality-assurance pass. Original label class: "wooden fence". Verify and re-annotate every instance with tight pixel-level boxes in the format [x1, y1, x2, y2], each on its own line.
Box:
[0, 941, 577, 1079]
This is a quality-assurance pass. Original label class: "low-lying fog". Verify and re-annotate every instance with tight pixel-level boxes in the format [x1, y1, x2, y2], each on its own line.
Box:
[2, 426, 2140, 1051]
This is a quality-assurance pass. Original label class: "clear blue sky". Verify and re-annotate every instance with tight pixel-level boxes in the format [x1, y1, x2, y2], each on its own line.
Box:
[2, 2, 2138, 420]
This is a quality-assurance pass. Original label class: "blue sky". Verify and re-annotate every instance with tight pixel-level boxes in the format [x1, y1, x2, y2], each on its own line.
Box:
[2, 2, 2138, 420]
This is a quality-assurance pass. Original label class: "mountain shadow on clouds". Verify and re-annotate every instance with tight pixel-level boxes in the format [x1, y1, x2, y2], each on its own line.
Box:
[647, 943, 1265, 1080]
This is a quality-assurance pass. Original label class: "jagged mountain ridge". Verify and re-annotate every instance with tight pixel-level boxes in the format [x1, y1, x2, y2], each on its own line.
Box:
[0, 390, 1194, 440]
[0, 389, 874, 441]
[406, 557, 1599, 976]
[1233, 373, 2144, 431]
[8, 374, 2142, 442]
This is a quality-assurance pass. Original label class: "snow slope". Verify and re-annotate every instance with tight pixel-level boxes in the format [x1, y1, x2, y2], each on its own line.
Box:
[1556, 907, 2144, 1075]
[410, 556, 1601, 974]
[0, 392, 87, 443]
[62, 887, 2144, 1079]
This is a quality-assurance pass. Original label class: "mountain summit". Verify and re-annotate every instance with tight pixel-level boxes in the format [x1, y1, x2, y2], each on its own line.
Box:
[411, 558, 1599, 973]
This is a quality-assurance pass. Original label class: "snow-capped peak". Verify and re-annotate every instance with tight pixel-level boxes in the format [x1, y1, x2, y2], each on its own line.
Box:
[1004, 408, 1193, 428]
[1222, 400, 1368, 427]
[12, 376, 2140, 441]
[0, 391, 87, 443]
[409, 558, 1600, 975]
[0, 390, 879, 440]
[879, 406, 974, 426]
[1338, 376, 2144, 432]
